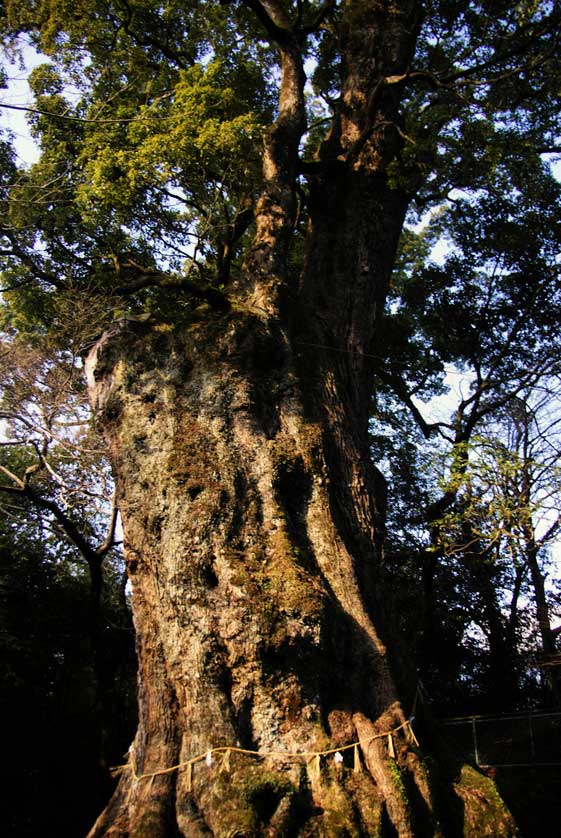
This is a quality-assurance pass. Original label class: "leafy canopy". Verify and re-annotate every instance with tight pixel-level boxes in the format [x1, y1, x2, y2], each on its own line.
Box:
[0, 0, 559, 340]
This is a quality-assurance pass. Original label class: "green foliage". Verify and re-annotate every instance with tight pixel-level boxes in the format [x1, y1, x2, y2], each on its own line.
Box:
[375, 385, 561, 713]
[0, 0, 559, 340]
[75, 58, 268, 224]
[383, 155, 561, 398]
[0, 3, 278, 347]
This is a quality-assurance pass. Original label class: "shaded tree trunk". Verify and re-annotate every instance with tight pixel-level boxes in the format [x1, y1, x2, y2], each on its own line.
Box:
[517, 418, 561, 705]
[467, 549, 520, 712]
[524, 532, 561, 706]
[84, 2, 516, 835]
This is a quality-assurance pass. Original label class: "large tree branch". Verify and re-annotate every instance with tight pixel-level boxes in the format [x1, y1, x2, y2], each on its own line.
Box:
[0, 231, 67, 289]
[0, 472, 99, 564]
[95, 488, 120, 559]
[217, 205, 254, 286]
[442, 13, 560, 86]
[112, 260, 231, 310]
[0, 476, 115, 601]
[241, 0, 293, 43]
[376, 367, 450, 439]
[114, 0, 195, 68]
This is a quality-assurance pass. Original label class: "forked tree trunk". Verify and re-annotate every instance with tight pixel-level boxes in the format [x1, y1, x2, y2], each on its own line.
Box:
[85, 2, 516, 834]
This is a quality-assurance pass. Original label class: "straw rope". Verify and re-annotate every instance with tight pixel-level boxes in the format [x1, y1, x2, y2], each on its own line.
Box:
[113, 716, 419, 784]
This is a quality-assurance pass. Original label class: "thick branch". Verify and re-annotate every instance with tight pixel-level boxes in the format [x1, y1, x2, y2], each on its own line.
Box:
[0, 230, 67, 289]
[0, 474, 113, 600]
[241, 0, 293, 43]
[112, 261, 231, 310]
[376, 368, 448, 439]
[442, 13, 561, 86]
[114, 0, 195, 68]
[95, 489, 120, 559]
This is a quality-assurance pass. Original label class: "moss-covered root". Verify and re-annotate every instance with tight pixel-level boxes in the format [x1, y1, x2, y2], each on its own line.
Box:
[455, 765, 518, 837]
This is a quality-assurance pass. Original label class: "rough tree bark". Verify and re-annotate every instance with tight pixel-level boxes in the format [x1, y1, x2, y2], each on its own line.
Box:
[85, 1, 516, 835]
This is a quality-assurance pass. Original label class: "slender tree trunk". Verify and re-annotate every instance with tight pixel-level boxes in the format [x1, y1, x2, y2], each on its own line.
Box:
[519, 426, 561, 705]
[524, 534, 561, 706]
[462, 542, 520, 711]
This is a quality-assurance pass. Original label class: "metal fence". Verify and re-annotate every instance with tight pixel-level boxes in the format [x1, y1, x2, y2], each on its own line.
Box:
[444, 711, 561, 767]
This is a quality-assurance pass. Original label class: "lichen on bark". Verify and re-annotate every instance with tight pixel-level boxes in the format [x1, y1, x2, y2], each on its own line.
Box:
[85, 308, 516, 837]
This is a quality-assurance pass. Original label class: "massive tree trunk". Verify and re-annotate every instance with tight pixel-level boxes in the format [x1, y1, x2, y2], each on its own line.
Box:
[85, 296, 514, 838]
[85, 2, 515, 835]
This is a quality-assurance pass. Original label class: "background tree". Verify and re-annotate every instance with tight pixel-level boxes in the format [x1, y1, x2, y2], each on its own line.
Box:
[0, 486, 137, 837]
[0, 309, 119, 597]
[0, 276, 137, 835]
[369, 119, 561, 715]
[374, 381, 561, 716]
[434, 391, 561, 706]
[1, 1, 561, 835]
